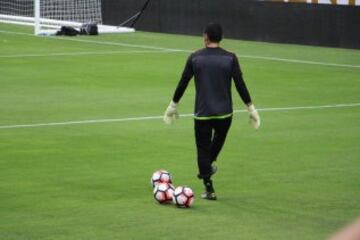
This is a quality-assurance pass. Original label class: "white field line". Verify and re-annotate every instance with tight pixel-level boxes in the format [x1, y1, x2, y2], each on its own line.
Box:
[0, 49, 178, 58]
[1, 29, 359, 69]
[53, 36, 187, 52]
[240, 55, 360, 68]
[0, 103, 359, 130]
[0, 30, 186, 52]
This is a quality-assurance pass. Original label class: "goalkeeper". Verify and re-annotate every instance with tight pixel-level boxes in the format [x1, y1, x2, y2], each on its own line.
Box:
[164, 23, 260, 200]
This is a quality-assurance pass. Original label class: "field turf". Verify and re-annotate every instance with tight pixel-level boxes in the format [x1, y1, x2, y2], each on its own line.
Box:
[0, 23, 359, 240]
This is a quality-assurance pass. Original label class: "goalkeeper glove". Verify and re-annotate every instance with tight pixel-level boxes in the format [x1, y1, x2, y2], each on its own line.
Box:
[163, 100, 179, 124]
[247, 104, 260, 129]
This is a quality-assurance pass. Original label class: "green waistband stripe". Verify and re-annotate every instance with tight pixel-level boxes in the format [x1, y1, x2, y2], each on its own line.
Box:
[194, 113, 233, 120]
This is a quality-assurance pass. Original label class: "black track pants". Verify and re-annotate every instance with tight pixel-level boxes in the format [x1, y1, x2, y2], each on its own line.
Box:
[194, 117, 232, 179]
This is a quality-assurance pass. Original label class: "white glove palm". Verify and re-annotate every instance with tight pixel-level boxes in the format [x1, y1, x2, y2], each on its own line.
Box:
[163, 101, 179, 124]
[247, 104, 261, 129]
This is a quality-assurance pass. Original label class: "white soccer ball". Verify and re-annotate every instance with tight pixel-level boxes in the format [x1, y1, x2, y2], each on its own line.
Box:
[150, 170, 172, 188]
[153, 182, 175, 204]
[172, 186, 194, 208]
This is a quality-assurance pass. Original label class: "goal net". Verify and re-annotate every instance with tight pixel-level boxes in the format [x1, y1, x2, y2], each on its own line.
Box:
[0, 0, 134, 35]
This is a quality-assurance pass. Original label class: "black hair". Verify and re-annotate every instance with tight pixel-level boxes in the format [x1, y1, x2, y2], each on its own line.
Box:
[204, 23, 223, 43]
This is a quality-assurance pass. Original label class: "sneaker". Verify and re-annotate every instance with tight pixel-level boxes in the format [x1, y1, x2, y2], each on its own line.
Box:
[201, 192, 217, 200]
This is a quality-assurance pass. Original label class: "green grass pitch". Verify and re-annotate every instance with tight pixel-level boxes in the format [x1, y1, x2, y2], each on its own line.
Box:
[0, 23, 359, 240]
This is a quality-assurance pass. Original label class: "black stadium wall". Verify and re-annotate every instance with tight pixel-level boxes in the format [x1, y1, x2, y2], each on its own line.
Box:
[102, 0, 360, 49]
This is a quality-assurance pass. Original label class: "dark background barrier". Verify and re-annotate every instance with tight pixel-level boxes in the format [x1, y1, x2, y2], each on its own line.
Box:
[102, 0, 360, 49]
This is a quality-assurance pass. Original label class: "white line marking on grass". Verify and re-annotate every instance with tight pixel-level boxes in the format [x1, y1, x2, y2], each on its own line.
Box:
[0, 29, 34, 36]
[0, 50, 178, 58]
[1, 30, 359, 69]
[0, 103, 359, 130]
[0, 30, 187, 52]
[54, 37, 187, 52]
[240, 55, 360, 69]
[239, 103, 360, 112]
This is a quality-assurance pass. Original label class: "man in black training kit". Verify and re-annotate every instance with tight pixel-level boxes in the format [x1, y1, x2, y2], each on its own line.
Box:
[163, 23, 260, 200]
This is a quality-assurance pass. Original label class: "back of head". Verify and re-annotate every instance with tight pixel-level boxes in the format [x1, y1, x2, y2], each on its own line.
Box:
[204, 23, 223, 43]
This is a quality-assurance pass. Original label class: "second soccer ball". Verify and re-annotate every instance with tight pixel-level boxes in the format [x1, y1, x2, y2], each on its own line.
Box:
[153, 182, 175, 204]
[173, 186, 194, 208]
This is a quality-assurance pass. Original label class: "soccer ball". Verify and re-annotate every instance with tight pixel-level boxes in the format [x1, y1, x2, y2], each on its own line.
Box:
[173, 186, 194, 208]
[153, 182, 175, 204]
[150, 170, 172, 188]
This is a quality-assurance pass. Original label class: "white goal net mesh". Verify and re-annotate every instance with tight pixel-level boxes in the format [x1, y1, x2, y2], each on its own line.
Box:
[0, 1, 34, 18]
[0, 0, 134, 35]
[41, 0, 102, 24]
[0, 0, 102, 23]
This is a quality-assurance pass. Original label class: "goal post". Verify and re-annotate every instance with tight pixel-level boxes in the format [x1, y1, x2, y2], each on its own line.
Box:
[0, 0, 135, 35]
[34, 0, 40, 35]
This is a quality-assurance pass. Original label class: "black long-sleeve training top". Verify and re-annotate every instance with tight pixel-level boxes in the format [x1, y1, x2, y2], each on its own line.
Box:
[172, 47, 252, 120]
